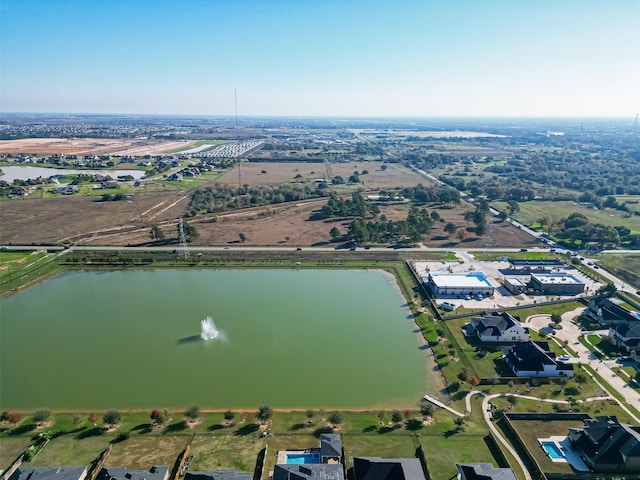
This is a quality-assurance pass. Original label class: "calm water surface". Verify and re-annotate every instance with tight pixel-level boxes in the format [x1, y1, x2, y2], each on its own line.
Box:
[0, 269, 426, 409]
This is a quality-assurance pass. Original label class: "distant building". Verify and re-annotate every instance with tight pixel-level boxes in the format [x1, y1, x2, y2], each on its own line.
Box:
[426, 272, 495, 297]
[568, 416, 640, 473]
[504, 341, 574, 377]
[529, 272, 585, 295]
[353, 457, 424, 480]
[464, 312, 529, 343]
[456, 463, 517, 480]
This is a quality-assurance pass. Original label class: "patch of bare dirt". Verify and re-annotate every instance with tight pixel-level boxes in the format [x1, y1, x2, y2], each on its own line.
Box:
[0, 138, 192, 156]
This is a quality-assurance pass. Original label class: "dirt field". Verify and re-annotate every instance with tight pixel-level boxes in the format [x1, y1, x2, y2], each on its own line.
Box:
[0, 189, 537, 249]
[216, 161, 426, 190]
[0, 138, 193, 156]
[348, 129, 507, 138]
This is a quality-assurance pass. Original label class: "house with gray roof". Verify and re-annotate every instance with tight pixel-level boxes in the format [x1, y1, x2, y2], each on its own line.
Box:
[588, 297, 640, 326]
[568, 416, 640, 473]
[504, 341, 574, 377]
[272, 464, 343, 480]
[185, 471, 251, 480]
[8, 467, 87, 480]
[95, 466, 168, 480]
[609, 323, 640, 353]
[353, 457, 424, 480]
[464, 312, 529, 343]
[456, 463, 517, 480]
[319, 434, 342, 463]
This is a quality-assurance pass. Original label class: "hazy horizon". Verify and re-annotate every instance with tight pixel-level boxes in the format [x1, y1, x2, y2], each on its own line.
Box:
[2, 0, 638, 118]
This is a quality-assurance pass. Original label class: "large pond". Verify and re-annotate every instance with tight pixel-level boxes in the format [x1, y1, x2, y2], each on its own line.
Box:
[0, 269, 427, 410]
[0, 165, 146, 182]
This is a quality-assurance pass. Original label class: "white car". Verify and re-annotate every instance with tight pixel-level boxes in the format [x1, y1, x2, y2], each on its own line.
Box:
[558, 354, 570, 361]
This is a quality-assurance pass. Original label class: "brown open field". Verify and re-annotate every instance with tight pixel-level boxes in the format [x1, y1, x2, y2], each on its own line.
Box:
[1, 190, 537, 249]
[348, 129, 507, 138]
[216, 161, 425, 190]
[0, 138, 193, 156]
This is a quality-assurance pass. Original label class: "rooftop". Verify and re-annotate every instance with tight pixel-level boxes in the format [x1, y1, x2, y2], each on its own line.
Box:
[428, 271, 493, 288]
[530, 272, 583, 285]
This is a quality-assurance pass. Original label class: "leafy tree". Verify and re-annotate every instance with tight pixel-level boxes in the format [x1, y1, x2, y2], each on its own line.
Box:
[377, 410, 386, 422]
[150, 409, 160, 421]
[150, 225, 165, 241]
[256, 405, 273, 424]
[8, 412, 21, 424]
[224, 410, 235, 422]
[457, 367, 470, 382]
[380, 164, 388, 171]
[103, 410, 121, 427]
[328, 411, 343, 426]
[305, 409, 314, 424]
[391, 411, 403, 424]
[444, 222, 457, 237]
[329, 226, 341, 239]
[33, 409, 51, 425]
[88, 413, 97, 425]
[178, 221, 199, 242]
[455, 227, 467, 242]
[597, 283, 617, 297]
[185, 406, 200, 422]
[454, 416, 466, 431]
[239, 233, 247, 243]
[551, 313, 562, 325]
[0, 411, 9, 422]
[507, 200, 520, 216]
[420, 402, 434, 418]
[72, 414, 81, 426]
[574, 373, 587, 388]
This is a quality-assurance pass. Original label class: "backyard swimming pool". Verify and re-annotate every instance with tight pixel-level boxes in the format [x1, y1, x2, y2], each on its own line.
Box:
[541, 441, 564, 460]
[285, 453, 321, 464]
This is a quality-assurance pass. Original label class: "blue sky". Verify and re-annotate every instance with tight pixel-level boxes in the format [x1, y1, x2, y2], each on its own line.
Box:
[1, 0, 638, 117]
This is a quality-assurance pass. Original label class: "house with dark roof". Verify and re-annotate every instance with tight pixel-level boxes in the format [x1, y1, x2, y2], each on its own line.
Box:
[272, 464, 343, 480]
[95, 466, 169, 480]
[568, 416, 640, 473]
[319, 434, 342, 463]
[464, 312, 529, 343]
[353, 457, 424, 480]
[8, 467, 87, 480]
[185, 471, 251, 480]
[610, 322, 640, 353]
[588, 298, 640, 326]
[456, 463, 517, 480]
[504, 341, 574, 377]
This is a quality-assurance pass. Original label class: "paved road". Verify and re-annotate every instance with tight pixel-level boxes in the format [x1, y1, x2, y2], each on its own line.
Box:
[524, 309, 640, 422]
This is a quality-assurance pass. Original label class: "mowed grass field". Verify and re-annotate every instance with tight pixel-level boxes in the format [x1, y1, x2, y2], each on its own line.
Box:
[492, 200, 640, 232]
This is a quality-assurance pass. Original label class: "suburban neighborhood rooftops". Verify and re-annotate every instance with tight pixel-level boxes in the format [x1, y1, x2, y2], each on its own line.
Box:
[272, 464, 344, 480]
[8, 467, 87, 480]
[456, 463, 517, 480]
[320, 433, 342, 459]
[353, 457, 424, 480]
[185, 472, 251, 480]
[96, 466, 169, 480]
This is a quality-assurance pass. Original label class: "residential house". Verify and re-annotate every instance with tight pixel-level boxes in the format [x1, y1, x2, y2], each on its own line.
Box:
[504, 341, 574, 377]
[100, 181, 120, 190]
[610, 323, 640, 353]
[8, 467, 87, 480]
[96, 466, 169, 480]
[456, 463, 517, 480]
[166, 173, 183, 182]
[588, 298, 640, 326]
[55, 185, 79, 195]
[185, 471, 251, 480]
[320, 434, 342, 463]
[353, 457, 424, 480]
[272, 465, 343, 480]
[464, 312, 529, 343]
[568, 416, 640, 473]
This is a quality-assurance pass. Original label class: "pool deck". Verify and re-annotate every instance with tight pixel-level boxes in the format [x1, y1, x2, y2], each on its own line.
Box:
[538, 436, 588, 471]
[276, 450, 319, 465]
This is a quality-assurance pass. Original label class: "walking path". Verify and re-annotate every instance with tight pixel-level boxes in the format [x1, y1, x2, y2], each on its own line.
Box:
[422, 394, 464, 417]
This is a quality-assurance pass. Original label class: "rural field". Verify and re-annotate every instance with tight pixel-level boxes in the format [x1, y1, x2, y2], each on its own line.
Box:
[0, 138, 193, 156]
[0, 160, 537, 248]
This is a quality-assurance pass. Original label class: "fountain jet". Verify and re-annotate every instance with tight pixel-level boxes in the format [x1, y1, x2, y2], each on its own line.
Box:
[201, 316, 219, 340]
